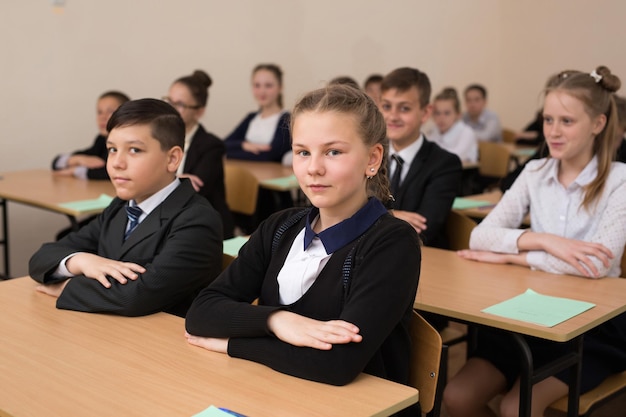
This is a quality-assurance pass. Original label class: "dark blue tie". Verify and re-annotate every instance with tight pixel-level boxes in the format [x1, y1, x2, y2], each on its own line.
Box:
[125, 205, 143, 240]
[390, 154, 405, 196]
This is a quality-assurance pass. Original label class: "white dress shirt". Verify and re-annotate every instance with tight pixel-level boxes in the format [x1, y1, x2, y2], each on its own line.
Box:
[470, 157, 626, 277]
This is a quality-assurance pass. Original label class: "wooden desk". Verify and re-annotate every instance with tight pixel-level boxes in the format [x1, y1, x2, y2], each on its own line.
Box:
[0, 169, 115, 276]
[0, 277, 418, 417]
[416, 247, 626, 416]
[224, 160, 297, 191]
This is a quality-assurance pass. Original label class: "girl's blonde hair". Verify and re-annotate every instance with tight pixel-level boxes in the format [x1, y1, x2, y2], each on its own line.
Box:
[290, 84, 391, 205]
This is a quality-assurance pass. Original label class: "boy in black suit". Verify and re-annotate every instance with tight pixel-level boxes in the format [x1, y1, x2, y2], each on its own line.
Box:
[30, 99, 223, 317]
[380, 67, 462, 249]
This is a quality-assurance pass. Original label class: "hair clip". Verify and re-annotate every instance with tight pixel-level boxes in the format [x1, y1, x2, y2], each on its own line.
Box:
[590, 70, 603, 83]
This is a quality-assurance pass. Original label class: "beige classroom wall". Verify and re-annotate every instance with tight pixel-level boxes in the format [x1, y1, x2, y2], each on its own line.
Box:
[1, 0, 625, 277]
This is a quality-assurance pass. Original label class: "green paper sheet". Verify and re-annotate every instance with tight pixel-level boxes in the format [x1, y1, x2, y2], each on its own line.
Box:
[261, 174, 298, 189]
[514, 148, 538, 157]
[58, 194, 114, 212]
[223, 236, 249, 257]
[482, 288, 595, 327]
[452, 197, 493, 210]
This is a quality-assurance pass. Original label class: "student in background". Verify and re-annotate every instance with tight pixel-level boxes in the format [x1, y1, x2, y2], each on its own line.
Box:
[30, 99, 223, 317]
[380, 67, 462, 250]
[185, 85, 420, 416]
[446, 66, 626, 417]
[430, 87, 478, 163]
[225, 64, 294, 231]
[224, 64, 291, 162]
[462, 84, 503, 142]
[363, 74, 383, 106]
[52, 91, 129, 179]
[164, 70, 234, 238]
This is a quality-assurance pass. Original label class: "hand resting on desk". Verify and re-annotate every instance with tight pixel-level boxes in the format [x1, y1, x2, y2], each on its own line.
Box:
[517, 232, 613, 278]
[459, 233, 613, 278]
[66, 253, 145, 288]
[186, 310, 362, 353]
[242, 142, 271, 154]
[67, 155, 106, 169]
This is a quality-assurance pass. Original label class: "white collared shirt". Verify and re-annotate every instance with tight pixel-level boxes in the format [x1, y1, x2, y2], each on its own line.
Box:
[429, 120, 478, 163]
[470, 157, 626, 277]
[389, 134, 424, 182]
[276, 221, 332, 305]
[245, 111, 285, 145]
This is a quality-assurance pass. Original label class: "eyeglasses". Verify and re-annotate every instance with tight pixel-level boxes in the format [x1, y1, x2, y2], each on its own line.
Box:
[161, 96, 202, 111]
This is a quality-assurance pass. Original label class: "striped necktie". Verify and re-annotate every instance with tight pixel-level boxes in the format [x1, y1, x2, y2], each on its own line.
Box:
[124, 205, 143, 240]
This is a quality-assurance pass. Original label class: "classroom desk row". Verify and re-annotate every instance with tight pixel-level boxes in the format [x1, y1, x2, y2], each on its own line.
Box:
[3, 247, 626, 417]
[0, 277, 418, 417]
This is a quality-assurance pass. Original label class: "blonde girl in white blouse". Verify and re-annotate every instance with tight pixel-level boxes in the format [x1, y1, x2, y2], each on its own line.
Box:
[445, 66, 626, 417]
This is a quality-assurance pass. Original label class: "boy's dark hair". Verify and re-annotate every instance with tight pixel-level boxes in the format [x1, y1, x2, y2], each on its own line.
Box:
[464, 84, 487, 99]
[106, 98, 185, 150]
[381, 67, 431, 108]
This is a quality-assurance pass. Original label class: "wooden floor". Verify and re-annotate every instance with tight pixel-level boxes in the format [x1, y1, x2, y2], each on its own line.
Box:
[439, 323, 626, 417]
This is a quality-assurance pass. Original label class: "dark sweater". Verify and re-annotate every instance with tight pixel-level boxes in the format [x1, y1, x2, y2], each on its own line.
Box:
[186, 207, 421, 387]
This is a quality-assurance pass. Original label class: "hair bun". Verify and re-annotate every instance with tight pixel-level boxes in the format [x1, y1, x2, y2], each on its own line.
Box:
[191, 70, 213, 89]
[595, 66, 621, 93]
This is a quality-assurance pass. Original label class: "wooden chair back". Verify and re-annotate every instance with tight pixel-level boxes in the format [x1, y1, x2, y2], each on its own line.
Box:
[478, 141, 512, 178]
[224, 164, 259, 216]
[409, 311, 443, 414]
[502, 128, 517, 143]
[445, 211, 477, 251]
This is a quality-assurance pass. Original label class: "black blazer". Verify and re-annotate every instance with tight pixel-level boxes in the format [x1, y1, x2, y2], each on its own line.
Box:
[184, 124, 234, 238]
[391, 138, 462, 249]
[29, 179, 223, 317]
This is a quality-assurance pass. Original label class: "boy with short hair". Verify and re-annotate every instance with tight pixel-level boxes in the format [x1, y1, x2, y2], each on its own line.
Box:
[462, 84, 503, 142]
[380, 67, 462, 250]
[30, 98, 223, 317]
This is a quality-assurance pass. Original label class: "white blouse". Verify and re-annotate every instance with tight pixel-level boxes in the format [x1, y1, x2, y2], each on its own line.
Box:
[245, 111, 285, 145]
[276, 223, 332, 305]
[429, 120, 478, 163]
[470, 157, 626, 277]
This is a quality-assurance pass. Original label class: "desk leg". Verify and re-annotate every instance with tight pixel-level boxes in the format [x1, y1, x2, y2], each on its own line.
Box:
[566, 336, 583, 417]
[0, 198, 9, 277]
[511, 333, 533, 417]
[511, 333, 583, 417]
